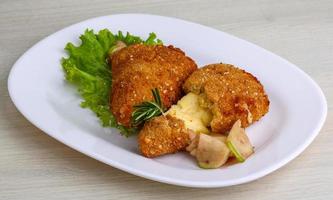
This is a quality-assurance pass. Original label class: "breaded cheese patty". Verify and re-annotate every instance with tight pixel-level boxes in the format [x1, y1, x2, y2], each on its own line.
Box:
[183, 63, 269, 133]
[110, 44, 197, 127]
[138, 115, 190, 157]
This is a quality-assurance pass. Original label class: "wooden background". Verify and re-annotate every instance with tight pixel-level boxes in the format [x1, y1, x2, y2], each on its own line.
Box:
[1, 0, 332, 199]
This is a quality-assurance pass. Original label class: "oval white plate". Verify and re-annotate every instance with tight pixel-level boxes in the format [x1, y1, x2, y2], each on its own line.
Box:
[8, 14, 327, 188]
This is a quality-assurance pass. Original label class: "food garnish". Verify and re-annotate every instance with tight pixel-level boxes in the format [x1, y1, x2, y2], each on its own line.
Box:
[226, 141, 245, 162]
[186, 120, 253, 168]
[61, 29, 162, 136]
[188, 134, 230, 169]
[226, 120, 254, 162]
[131, 88, 165, 127]
[197, 143, 230, 169]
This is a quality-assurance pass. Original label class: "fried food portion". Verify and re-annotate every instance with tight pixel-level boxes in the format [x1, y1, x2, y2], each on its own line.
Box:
[183, 63, 269, 133]
[110, 44, 197, 127]
[138, 63, 269, 157]
[138, 115, 190, 158]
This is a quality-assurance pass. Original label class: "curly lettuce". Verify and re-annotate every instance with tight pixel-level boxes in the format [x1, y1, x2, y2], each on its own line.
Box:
[61, 29, 162, 136]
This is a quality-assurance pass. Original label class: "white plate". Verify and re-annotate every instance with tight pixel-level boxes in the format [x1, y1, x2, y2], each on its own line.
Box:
[8, 14, 327, 188]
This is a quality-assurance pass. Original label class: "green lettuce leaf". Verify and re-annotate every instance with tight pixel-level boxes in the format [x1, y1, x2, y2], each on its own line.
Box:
[61, 29, 162, 136]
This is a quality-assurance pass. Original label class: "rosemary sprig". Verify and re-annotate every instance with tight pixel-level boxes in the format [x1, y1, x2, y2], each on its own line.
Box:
[131, 88, 165, 126]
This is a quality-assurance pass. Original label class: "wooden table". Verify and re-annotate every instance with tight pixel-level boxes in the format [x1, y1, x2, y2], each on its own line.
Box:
[1, 0, 332, 199]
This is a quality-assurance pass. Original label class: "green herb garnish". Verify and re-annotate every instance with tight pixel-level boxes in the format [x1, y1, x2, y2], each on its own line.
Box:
[61, 29, 162, 136]
[131, 88, 165, 127]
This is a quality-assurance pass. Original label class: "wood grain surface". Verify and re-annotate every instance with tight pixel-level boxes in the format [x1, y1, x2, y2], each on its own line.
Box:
[0, 0, 332, 199]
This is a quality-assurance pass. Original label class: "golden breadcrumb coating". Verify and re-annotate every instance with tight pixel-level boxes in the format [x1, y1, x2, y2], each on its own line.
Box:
[183, 63, 269, 133]
[110, 44, 197, 127]
[138, 115, 190, 158]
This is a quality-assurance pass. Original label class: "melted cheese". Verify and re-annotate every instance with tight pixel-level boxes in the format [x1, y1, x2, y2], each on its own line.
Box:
[166, 93, 212, 134]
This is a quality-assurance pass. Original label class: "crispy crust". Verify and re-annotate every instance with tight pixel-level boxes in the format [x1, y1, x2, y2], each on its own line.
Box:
[110, 44, 197, 127]
[138, 115, 190, 157]
[183, 63, 270, 133]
